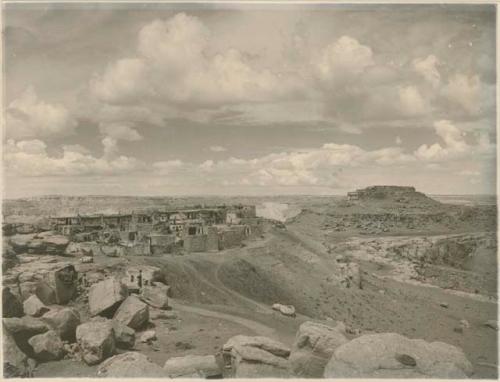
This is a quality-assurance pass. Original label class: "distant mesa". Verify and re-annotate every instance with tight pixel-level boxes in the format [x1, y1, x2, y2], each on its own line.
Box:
[346, 185, 438, 205]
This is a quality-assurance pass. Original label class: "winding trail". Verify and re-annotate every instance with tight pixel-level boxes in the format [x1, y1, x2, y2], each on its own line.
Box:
[170, 299, 276, 337]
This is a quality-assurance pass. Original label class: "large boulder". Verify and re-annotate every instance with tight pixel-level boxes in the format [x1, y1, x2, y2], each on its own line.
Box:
[2, 241, 19, 271]
[28, 330, 65, 362]
[89, 317, 136, 349]
[41, 307, 81, 342]
[9, 234, 33, 253]
[97, 352, 165, 377]
[141, 284, 169, 309]
[113, 295, 149, 330]
[164, 355, 222, 378]
[23, 295, 50, 317]
[89, 278, 129, 317]
[3, 316, 49, 357]
[76, 321, 116, 365]
[3, 287, 24, 317]
[113, 321, 136, 349]
[3, 316, 49, 337]
[35, 264, 78, 305]
[323, 333, 473, 378]
[3, 328, 32, 377]
[223, 335, 291, 378]
[289, 321, 349, 377]
[34, 232, 70, 255]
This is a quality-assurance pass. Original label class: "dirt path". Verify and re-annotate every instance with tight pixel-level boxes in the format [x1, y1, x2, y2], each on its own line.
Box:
[170, 299, 276, 337]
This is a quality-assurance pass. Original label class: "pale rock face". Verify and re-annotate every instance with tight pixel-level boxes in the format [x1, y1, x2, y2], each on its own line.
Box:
[23, 295, 50, 317]
[323, 332, 473, 378]
[272, 303, 296, 317]
[113, 295, 149, 330]
[76, 321, 116, 365]
[28, 330, 65, 362]
[88, 278, 129, 317]
[289, 321, 349, 377]
[164, 355, 222, 378]
[41, 307, 81, 342]
[223, 335, 291, 378]
[97, 352, 165, 378]
[141, 284, 169, 309]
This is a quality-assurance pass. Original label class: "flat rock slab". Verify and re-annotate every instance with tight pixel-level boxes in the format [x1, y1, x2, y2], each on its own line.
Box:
[113, 295, 149, 330]
[164, 355, 222, 378]
[324, 332, 473, 378]
[97, 352, 165, 378]
[88, 278, 129, 317]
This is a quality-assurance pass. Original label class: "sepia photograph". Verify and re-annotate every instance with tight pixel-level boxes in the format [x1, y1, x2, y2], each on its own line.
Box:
[1, 1, 498, 379]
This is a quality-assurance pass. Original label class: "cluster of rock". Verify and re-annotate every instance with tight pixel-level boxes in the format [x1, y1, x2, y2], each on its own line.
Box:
[2, 271, 171, 377]
[216, 320, 473, 379]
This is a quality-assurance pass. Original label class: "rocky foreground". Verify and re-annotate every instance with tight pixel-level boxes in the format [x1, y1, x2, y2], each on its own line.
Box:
[2, 251, 477, 379]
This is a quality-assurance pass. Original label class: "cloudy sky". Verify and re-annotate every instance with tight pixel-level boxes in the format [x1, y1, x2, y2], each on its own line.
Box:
[3, 3, 496, 198]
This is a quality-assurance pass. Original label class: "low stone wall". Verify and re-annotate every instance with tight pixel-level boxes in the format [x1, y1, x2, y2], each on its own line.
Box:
[183, 234, 208, 252]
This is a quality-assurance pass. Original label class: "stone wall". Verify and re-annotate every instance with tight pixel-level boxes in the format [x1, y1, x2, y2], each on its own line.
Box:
[183, 234, 208, 252]
[219, 226, 246, 250]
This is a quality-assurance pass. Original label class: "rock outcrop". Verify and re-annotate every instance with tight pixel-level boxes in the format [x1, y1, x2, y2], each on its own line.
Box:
[88, 278, 129, 317]
[323, 333, 473, 378]
[35, 264, 78, 305]
[141, 284, 169, 309]
[113, 295, 149, 330]
[23, 295, 50, 317]
[164, 355, 222, 378]
[289, 321, 349, 377]
[3, 328, 32, 377]
[3, 287, 24, 318]
[76, 321, 116, 365]
[28, 330, 65, 362]
[41, 307, 81, 342]
[223, 335, 291, 378]
[97, 352, 165, 378]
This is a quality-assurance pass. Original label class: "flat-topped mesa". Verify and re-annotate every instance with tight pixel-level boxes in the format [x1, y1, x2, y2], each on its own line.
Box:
[347, 185, 436, 204]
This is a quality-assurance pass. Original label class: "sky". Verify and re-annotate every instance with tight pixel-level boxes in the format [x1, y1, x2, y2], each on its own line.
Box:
[2, 3, 497, 198]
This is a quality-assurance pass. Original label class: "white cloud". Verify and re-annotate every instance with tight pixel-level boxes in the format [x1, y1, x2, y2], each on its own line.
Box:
[414, 120, 469, 161]
[99, 123, 143, 141]
[6, 87, 77, 139]
[399, 85, 427, 116]
[189, 142, 414, 187]
[316, 36, 374, 85]
[4, 139, 143, 177]
[91, 13, 301, 108]
[442, 73, 480, 115]
[209, 145, 227, 152]
[413, 55, 440, 88]
[152, 160, 185, 175]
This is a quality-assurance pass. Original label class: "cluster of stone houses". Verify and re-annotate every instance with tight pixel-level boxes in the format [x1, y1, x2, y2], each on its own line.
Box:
[49, 205, 263, 255]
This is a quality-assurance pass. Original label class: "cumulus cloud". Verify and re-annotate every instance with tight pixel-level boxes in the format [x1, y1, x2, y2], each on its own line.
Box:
[4, 139, 144, 177]
[415, 120, 469, 161]
[398, 85, 428, 116]
[209, 145, 227, 152]
[91, 13, 301, 108]
[99, 123, 143, 141]
[185, 142, 414, 187]
[413, 55, 441, 88]
[152, 160, 185, 175]
[442, 73, 480, 115]
[316, 36, 374, 85]
[6, 87, 77, 139]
